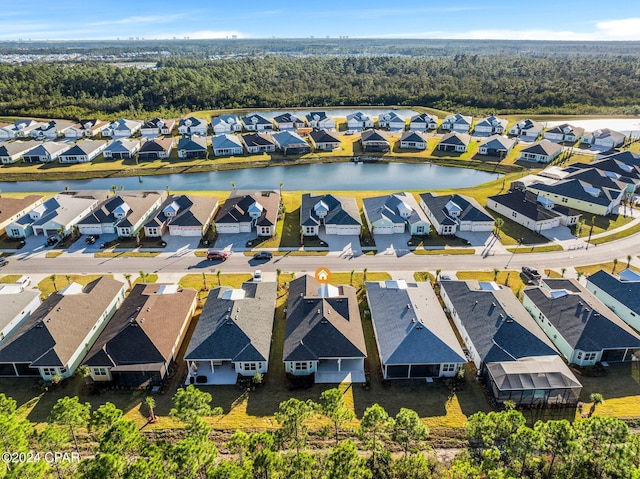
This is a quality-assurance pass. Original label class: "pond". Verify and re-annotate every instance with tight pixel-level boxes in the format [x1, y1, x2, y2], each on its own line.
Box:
[0, 162, 501, 193]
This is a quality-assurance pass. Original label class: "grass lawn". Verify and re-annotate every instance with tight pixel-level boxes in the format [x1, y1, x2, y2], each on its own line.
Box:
[413, 272, 436, 283]
[45, 251, 63, 258]
[576, 362, 640, 420]
[456, 270, 528, 296]
[543, 269, 564, 279]
[574, 261, 640, 278]
[578, 214, 634, 238]
[178, 273, 253, 301]
[589, 220, 640, 245]
[37, 274, 113, 299]
[412, 248, 474, 255]
[94, 251, 160, 258]
[0, 274, 23, 283]
[131, 274, 158, 286]
[488, 212, 549, 245]
[507, 244, 564, 254]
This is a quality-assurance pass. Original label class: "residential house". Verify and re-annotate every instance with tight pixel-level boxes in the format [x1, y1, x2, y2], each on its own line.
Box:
[478, 135, 516, 157]
[215, 190, 280, 236]
[508, 119, 544, 140]
[211, 134, 243, 156]
[272, 131, 310, 155]
[419, 193, 494, 235]
[22, 142, 71, 163]
[305, 112, 336, 130]
[0, 195, 44, 236]
[240, 114, 274, 132]
[523, 279, 640, 366]
[273, 113, 305, 131]
[6, 192, 103, 238]
[597, 151, 640, 167]
[144, 194, 218, 238]
[241, 133, 276, 154]
[65, 119, 109, 139]
[487, 188, 580, 233]
[141, 118, 176, 136]
[0, 140, 40, 164]
[474, 115, 508, 136]
[137, 138, 174, 161]
[184, 282, 276, 385]
[84, 283, 197, 387]
[58, 140, 108, 164]
[441, 114, 472, 133]
[0, 120, 43, 140]
[362, 192, 430, 235]
[528, 178, 625, 216]
[0, 277, 126, 380]
[284, 275, 367, 383]
[309, 130, 341, 151]
[561, 167, 638, 196]
[0, 284, 41, 343]
[361, 129, 390, 152]
[346, 112, 374, 131]
[103, 139, 141, 159]
[300, 193, 361, 236]
[211, 114, 242, 135]
[77, 191, 166, 237]
[581, 128, 626, 150]
[409, 113, 438, 132]
[586, 268, 640, 332]
[177, 117, 208, 136]
[437, 132, 470, 153]
[29, 120, 73, 140]
[519, 140, 562, 163]
[399, 130, 427, 150]
[366, 280, 465, 379]
[101, 119, 143, 138]
[544, 123, 585, 143]
[568, 157, 640, 186]
[377, 112, 406, 131]
[177, 136, 208, 159]
[439, 280, 581, 407]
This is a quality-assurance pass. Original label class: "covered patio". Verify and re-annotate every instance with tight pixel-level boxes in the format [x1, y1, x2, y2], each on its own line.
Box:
[315, 358, 365, 384]
[186, 360, 238, 386]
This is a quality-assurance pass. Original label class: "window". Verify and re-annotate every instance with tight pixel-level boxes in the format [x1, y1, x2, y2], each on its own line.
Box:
[305, 226, 315, 234]
[93, 368, 108, 376]
[42, 368, 57, 376]
[442, 364, 456, 372]
[577, 352, 583, 360]
[512, 212, 517, 218]
[585, 352, 597, 361]
[562, 198, 568, 203]
[60, 368, 67, 374]
[294, 362, 308, 371]
[243, 363, 257, 371]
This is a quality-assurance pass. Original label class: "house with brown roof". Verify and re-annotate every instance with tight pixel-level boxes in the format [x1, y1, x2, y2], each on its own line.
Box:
[83, 283, 197, 387]
[144, 194, 218, 238]
[0, 195, 44, 236]
[138, 138, 174, 161]
[0, 277, 126, 380]
[215, 190, 280, 236]
[141, 118, 176, 136]
[65, 119, 110, 139]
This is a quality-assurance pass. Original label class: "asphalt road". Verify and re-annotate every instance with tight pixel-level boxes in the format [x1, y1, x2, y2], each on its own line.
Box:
[2, 231, 637, 276]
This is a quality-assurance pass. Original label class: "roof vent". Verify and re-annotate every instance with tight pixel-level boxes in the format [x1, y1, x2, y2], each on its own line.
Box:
[407, 304, 411, 309]
[411, 318, 416, 323]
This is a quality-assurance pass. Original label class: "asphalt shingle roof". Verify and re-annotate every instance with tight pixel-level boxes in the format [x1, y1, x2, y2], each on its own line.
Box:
[420, 193, 494, 225]
[300, 193, 361, 227]
[587, 269, 640, 316]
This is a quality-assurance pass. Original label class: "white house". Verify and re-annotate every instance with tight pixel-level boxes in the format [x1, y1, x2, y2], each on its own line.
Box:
[441, 114, 472, 133]
[474, 115, 508, 136]
[101, 119, 143, 138]
[0, 195, 44, 236]
[273, 113, 305, 131]
[58, 140, 108, 164]
[215, 190, 280, 236]
[65, 119, 110, 139]
[300, 193, 361, 236]
[137, 138, 174, 161]
[362, 192, 430, 235]
[177, 117, 208, 136]
[211, 114, 242, 135]
[22, 142, 72, 163]
[240, 114, 274, 132]
[177, 136, 208, 159]
[399, 130, 428, 150]
[437, 132, 470, 153]
[478, 135, 515, 156]
[519, 140, 562, 163]
[211, 134, 243, 156]
[103, 139, 141, 159]
[346, 111, 374, 131]
[0, 120, 43, 140]
[241, 133, 276, 154]
[0, 285, 41, 343]
[508, 119, 544, 140]
[419, 193, 494, 235]
[528, 178, 624, 216]
[140, 118, 175, 136]
[409, 113, 438, 132]
[586, 269, 640, 333]
[377, 112, 406, 131]
[0, 140, 40, 164]
[305, 112, 336, 130]
[144, 194, 218, 238]
[544, 123, 585, 143]
[581, 128, 626, 150]
[29, 120, 73, 140]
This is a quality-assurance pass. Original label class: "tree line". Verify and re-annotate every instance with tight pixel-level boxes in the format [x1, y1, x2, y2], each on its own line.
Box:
[1, 54, 640, 120]
[0, 386, 638, 478]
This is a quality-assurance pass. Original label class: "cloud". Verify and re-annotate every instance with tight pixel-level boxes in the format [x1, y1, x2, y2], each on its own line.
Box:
[595, 17, 640, 40]
[89, 13, 190, 27]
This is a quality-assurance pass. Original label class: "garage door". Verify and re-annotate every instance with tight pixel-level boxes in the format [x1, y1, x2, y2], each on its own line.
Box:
[79, 225, 102, 235]
[169, 227, 201, 237]
[217, 224, 240, 234]
[336, 226, 360, 236]
[101, 225, 115, 234]
[373, 226, 394, 235]
[471, 223, 494, 232]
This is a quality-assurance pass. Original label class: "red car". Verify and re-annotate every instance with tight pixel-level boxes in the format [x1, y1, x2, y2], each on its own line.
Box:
[206, 250, 229, 261]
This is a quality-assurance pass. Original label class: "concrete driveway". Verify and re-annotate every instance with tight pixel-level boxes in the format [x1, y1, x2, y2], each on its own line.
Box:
[213, 232, 257, 252]
[318, 231, 362, 256]
[372, 232, 412, 257]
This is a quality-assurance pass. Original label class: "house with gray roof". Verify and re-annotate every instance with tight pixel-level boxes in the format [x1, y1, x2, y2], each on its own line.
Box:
[273, 113, 305, 131]
[419, 193, 494, 236]
[65, 119, 110, 139]
[141, 118, 175, 136]
[586, 268, 640, 332]
[523, 278, 640, 366]
[84, 283, 197, 387]
[177, 136, 208, 159]
[377, 111, 405, 131]
[441, 114, 472, 133]
[240, 114, 274, 132]
[366, 280, 465, 379]
[519, 140, 562, 163]
[101, 119, 143, 138]
[361, 129, 390, 152]
[0, 277, 125, 380]
[144, 194, 218, 238]
[568, 158, 640, 185]
[399, 130, 427, 150]
[0, 284, 41, 344]
[346, 111, 374, 131]
[474, 115, 508, 136]
[215, 190, 280, 236]
[363, 192, 430, 235]
[138, 137, 174, 161]
[440, 280, 581, 407]
[581, 128, 626, 150]
[0, 120, 43, 140]
[184, 282, 276, 385]
[59, 140, 108, 163]
[305, 111, 335, 130]
[211, 114, 242, 135]
[487, 188, 580, 233]
[284, 275, 367, 384]
[103, 139, 141, 159]
[544, 123, 584, 143]
[301, 193, 361, 236]
[0, 140, 40, 164]
[309, 130, 341, 151]
[478, 135, 515, 157]
[508, 119, 544, 140]
[242, 133, 276, 154]
[437, 132, 470, 153]
[272, 131, 310, 155]
[409, 113, 438, 132]
[212, 134, 243, 156]
[528, 177, 624, 216]
[29, 120, 73, 140]
[177, 117, 208, 136]
[22, 142, 72, 163]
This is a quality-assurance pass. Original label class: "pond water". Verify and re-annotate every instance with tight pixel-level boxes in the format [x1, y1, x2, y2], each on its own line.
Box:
[0, 162, 500, 193]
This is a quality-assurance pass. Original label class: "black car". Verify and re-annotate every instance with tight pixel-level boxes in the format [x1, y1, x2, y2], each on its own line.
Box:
[85, 234, 100, 244]
[253, 251, 273, 261]
[0, 257, 8, 268]
[46, 235, 59, 246]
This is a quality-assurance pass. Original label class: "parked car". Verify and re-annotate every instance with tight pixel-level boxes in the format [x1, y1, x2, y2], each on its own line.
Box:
[15, 276, 30, 287]
[253, 251, 273, 261]
[253, 270, 263, 282]
[521, 266, 541, 283]
[0, 257, 7, 268]
[46, 235, 59, 246]
[85, 234, 100, 244]
[206, 250, 229, 261]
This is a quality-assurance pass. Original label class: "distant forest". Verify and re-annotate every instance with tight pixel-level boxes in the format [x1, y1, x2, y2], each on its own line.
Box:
[1, 40, 640, 119]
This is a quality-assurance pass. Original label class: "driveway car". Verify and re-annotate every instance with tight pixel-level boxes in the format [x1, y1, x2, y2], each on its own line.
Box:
[253, 270, 263, 282]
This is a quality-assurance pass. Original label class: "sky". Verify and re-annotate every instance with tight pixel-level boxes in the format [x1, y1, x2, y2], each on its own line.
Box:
[1, 0, 640, 42]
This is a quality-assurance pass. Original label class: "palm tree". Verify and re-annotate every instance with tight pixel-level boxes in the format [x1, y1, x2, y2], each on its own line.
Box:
[588, 393, 604, 417]
[577, 271, 584, 281]
[627, 254, 633, 269]
[276, 269, 282, 290]
[50, 274, 58, 292]
[493, 268, 499, 282]
[350, 270, 355, 286]
[123, 273, 132, 290]
[612, 258, 619, 274]
[435, 269, 442, 281]
[145, 396, 156, 423]
[561, 268, 566, 278]
[494, 218, 504, 238]
[279, 182, 284, 197]
[202, 272, 208, 291]
[65, 275, 71, 286]
[217, 269, 222, 287]
[138, 270, 146, 284]
[363, 268, 368, 283]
